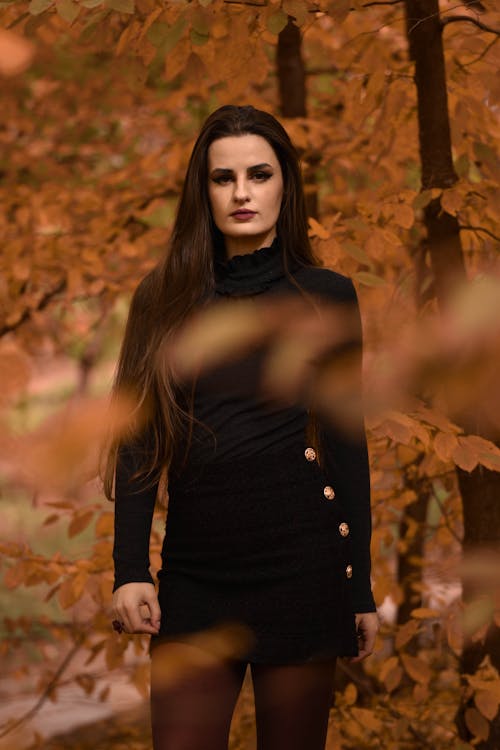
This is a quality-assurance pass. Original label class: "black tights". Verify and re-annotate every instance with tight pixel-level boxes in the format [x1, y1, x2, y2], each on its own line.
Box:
[150, 642, 336, 750]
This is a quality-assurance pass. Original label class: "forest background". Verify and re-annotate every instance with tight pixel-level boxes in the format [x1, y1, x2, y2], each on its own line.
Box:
[0, 0, 499, 748]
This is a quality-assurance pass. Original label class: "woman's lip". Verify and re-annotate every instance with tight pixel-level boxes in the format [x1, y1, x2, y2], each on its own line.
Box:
[231, 210, 256, 216]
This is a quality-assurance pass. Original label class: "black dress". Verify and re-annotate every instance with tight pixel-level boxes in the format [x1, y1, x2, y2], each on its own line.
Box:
[113, 237, 376, 664]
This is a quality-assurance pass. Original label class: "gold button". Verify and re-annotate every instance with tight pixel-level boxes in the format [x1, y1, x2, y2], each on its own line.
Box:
[346, 564, 353, 579]
[323, 485, 335, 500]
[339, 522, 350, 537]
[304, 447, 316, 462]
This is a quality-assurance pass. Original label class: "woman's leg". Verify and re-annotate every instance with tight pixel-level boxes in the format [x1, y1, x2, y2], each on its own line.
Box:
[150, 641, 247, 750]
[251, 658, 337, 750]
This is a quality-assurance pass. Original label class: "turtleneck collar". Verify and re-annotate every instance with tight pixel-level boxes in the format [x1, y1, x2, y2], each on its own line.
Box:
[214, 236, 298, 297]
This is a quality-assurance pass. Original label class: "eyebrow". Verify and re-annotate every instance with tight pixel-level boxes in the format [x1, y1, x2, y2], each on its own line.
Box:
[209, 163, 273, 176]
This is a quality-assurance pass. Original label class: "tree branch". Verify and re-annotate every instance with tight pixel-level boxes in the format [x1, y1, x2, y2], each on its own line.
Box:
[458, 225, 500, 242]
[0, 278, 66, 338]
[441, 15, 500, 35]
[7, 12, 29, 29]
[222, 0, 405, 10]
[457, 35, 498, 67]
[0, 633, 86, 738]
[362, 0, 404, 6]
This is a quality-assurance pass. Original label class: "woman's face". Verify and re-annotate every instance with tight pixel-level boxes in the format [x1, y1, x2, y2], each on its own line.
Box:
[207, 134, 284, 257]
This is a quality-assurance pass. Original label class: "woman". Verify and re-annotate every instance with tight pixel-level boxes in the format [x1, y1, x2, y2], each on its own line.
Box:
[105, 104, 378, 750]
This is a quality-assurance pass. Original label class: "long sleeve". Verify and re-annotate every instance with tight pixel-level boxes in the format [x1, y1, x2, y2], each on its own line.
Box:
[112, 439, 159, 592]
[320, 418, 376, 612]
[315, 276, 376, 613]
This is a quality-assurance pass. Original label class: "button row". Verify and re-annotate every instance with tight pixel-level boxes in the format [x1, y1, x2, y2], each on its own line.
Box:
[304, 446, 352, 580]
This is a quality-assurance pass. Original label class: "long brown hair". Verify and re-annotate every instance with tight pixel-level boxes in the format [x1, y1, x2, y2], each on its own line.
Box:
[102, 104, 318, 499]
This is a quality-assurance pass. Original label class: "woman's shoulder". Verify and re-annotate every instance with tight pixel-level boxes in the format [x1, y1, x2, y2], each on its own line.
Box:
[292, 265, 358, 304]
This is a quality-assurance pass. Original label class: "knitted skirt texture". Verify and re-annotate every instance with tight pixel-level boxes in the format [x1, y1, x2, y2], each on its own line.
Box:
[150, 442, 358, 664]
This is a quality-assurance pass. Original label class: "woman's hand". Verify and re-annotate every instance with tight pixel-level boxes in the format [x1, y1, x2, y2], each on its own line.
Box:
[112, 582, 161, 635]
[349, 611, 379, 662]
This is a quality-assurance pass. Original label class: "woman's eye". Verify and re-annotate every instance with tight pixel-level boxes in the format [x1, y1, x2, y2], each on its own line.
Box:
[213, 175, 232, 184]
[212, 172, 272, 185]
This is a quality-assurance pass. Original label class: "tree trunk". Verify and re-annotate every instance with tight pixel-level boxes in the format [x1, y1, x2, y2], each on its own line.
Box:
[404, 1, 500, 745]
[276, 17, 318, 219]
[277, 17, 306, 119]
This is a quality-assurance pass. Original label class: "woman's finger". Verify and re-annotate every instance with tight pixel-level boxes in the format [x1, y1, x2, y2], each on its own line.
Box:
[143, 591, 162, 632]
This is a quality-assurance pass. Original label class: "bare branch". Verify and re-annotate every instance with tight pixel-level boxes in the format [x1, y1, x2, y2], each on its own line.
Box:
[362, 0, 404, 6]
[0, 633, 86, 738]
[222, 0, 405, 10]
[441, 14, 500, 35]
[457, 35, 498, 67]
[0, 278, 66, 338]
[458, 225, 500, 242]
[7, 12, 30, 29]
[223, 0, 267, 6]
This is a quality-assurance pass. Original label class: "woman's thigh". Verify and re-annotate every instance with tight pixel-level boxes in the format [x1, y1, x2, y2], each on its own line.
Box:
[150, 641, 247, 750]
[250, 658, 337, 750]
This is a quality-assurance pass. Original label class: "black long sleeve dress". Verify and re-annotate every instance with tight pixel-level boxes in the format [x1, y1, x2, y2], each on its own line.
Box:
[113, 236, 376, 664]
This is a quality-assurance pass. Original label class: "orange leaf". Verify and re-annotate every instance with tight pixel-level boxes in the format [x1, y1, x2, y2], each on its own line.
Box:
[381, 228, 401, 246]
[68, 511, 95, 538]
[352, 271, 386, 288]
[475, 690, 499, 721]
[326, 0, 350, 23]
[131, 662, 150, 698]
[400, 654, 432, 685]
[393, 203, 414, 229]
[76, 674, 96, 696]
[115, 21, 136, 57]
[379, 655, 399, 683]
[99, 685, 111, 702]
[4, 561, 28, 590]
[139, 6, 163, 42]
[441, 187, 464, 216]
[308, 217, 330, 240]
[446, 615, 463, 655]
[350, 707, 383, 734]
[384, 666, 403, 693]
[44, 583, 61, 602]
[395, 619, 420, 649]
[452, 438, 479, 471]
[467, 676, 500, 700]
[95, 512, 114, 538]
[413, 683, 429, 703]
[58, 578, 76, 609]
[344, 682, 357, 706]
[410, 607, 440, 619]
[434, 432, 459, 462]
[43, 514, 60, 527]
[105, 635, 129, 670]
[465, 707, 490, 741]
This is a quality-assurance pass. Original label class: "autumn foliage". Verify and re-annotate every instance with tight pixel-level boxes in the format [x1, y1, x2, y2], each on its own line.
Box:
[1, 0, 499, 748]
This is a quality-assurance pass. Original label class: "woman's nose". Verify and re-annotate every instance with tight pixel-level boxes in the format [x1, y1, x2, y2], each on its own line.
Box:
[232, 177, 250, 202]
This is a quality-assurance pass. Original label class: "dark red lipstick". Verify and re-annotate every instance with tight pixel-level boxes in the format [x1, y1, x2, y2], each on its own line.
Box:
[231, 209, 256, 219]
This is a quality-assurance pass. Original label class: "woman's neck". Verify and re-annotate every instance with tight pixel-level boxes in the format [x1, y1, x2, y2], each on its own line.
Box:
[224, 229, 277, 259]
